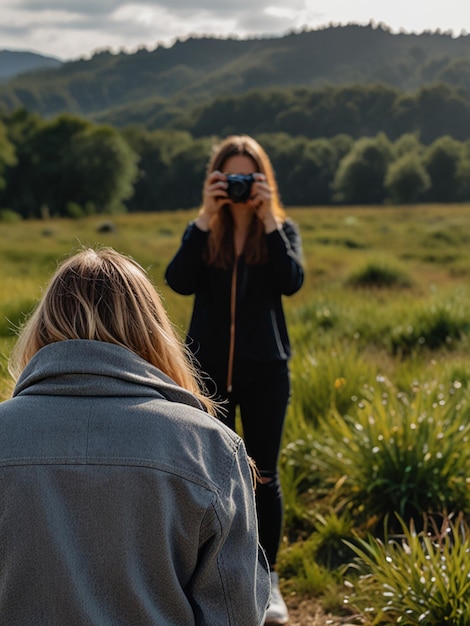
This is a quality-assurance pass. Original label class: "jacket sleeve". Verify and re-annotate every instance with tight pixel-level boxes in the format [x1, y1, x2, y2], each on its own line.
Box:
[165, 222, 210, 295]
[265, 219, 304, 295]
[188, 442, 271, 626]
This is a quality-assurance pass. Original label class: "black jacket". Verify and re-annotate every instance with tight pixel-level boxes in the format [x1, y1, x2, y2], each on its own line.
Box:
[165, 219, 304, 390]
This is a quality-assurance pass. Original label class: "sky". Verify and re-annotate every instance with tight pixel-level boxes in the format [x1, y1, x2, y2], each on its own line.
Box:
[1, 0, 470, 61]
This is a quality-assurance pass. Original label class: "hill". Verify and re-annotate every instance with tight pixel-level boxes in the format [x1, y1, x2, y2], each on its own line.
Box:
[1, 24, 470, 134]
[0, 50, 62, 82]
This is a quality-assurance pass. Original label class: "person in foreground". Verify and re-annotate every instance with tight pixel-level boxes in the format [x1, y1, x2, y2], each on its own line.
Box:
[0, 247, 270, 625]
[165, 135, 304, 625]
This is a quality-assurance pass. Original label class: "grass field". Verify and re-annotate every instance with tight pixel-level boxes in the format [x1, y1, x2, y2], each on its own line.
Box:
[2, 204, 470, 622]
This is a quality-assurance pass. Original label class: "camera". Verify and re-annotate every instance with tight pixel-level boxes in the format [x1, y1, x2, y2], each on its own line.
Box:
[226, 174, 255, 203]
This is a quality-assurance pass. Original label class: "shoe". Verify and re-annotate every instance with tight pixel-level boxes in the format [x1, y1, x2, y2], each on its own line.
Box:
[264, 571, 289, 625]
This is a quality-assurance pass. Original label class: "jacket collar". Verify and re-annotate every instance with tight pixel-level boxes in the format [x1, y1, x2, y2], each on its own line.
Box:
[13, 340, 204, 411]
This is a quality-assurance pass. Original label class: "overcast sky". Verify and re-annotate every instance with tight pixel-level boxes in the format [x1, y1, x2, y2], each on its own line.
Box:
[2, 0, 470, 61]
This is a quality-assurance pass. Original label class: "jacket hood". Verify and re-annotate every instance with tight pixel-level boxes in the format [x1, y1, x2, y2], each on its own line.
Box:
[13, 339, 204, 411]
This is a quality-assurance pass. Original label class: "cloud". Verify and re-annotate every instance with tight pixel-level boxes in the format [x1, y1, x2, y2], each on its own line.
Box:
[11, 0, 125, 17]
[0, 4, 354, 65]
[0, 0, 315, 58]
[1, 0, 469, 60]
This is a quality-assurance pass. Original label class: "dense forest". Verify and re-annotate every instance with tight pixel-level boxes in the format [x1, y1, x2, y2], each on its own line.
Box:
[1, 23, 470, 216]
[0, 108, 468, 217]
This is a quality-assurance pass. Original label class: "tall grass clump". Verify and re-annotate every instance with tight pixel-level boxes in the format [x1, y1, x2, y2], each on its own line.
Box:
[345, 514, 470, 625]
[289, 340, 378, 427]
[310, 377, 470, 528]
[276, 513, 359, 615]
[390, 302, 470, 355]
[277, 532, 337, 595]
[345, 259, 412, 289]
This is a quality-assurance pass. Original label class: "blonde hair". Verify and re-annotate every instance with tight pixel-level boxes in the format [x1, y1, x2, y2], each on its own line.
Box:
[9, 247, 216, 415]
[204, 135, 286, 268]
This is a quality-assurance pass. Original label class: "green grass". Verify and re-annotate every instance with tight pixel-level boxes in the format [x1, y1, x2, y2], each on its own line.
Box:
[313, 380, 470, 526]
[345, 514, 470, 625]
[2, 204, 470, 619]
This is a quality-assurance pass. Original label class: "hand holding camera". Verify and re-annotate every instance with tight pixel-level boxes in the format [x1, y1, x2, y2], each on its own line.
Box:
[196, 171, 229, 230]
[197, 170, 277, 233]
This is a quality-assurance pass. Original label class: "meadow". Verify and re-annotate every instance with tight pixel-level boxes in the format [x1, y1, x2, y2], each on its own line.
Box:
[2, 204, 470, 623]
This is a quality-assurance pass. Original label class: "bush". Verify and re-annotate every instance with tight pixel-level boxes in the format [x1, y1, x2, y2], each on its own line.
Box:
[0, 209, 21, 223]
[65, 202, 85, 219]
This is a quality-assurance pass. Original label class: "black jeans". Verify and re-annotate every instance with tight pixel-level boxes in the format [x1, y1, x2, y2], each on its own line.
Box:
[219, 360, 291, 567]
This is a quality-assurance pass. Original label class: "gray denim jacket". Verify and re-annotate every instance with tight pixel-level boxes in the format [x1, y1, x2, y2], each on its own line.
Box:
[0, 340, 270, 625]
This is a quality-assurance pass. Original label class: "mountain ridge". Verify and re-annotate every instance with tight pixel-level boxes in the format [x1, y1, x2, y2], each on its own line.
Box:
[0, 49, 62, 82]
[1, 24, 470, 130]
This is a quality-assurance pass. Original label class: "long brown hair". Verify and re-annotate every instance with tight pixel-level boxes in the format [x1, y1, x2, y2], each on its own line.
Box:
[204, 135, 286, 268]
[9, 247, 216, 415]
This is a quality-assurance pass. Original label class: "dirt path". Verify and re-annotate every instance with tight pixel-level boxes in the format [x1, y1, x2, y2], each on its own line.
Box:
[284, 596, 361, 625]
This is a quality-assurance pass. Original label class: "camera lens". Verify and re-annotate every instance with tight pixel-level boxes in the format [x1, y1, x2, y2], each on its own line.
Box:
[229, 180, 247, 199]
[227, 174, 253, 203]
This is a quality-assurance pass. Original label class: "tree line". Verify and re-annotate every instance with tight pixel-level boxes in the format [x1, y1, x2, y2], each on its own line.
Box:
[169, 83, 470, 145]
[1, 108, 469, 219]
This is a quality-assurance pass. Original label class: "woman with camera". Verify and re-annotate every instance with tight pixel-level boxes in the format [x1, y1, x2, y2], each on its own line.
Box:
[165, 135, 304, 625]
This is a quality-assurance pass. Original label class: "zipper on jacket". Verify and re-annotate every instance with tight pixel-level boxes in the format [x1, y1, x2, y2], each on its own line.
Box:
[270, 309, 288, 359]
[226, 259, 238, 393]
